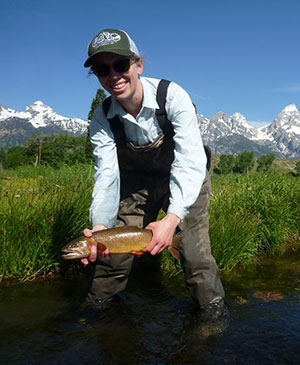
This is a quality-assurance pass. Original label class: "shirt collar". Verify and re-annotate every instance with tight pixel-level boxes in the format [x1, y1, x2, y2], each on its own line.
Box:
[107, 97, 125, 119]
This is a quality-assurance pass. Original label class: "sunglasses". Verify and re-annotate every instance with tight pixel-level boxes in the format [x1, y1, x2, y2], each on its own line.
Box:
[91, 57, 137, 77]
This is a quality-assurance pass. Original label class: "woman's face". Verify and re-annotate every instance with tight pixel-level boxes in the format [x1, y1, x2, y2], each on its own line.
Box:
[91, 52, 143, 105]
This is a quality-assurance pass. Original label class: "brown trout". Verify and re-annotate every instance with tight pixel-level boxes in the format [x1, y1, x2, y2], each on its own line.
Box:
[61, 226, 182, 260]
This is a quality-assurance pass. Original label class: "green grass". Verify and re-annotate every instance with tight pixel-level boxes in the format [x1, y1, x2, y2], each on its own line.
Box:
[161, 171, 300, 273]
[0, 164, 94, 281]
[1, 165, 300, 281]
[209, 172, 300, 270]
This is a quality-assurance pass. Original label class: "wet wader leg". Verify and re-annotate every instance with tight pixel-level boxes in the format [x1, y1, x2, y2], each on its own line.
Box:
[87, 177, 161, 304]
[86, 253, 134, 303]
[179, 171, 225, 307]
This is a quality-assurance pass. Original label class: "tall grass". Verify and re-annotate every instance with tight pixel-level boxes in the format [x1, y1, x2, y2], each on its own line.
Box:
[0, 164, 94, 281]
[1, 166, 300, 280]
[209, 172, 300, 270]
[160, 172, 300, 273]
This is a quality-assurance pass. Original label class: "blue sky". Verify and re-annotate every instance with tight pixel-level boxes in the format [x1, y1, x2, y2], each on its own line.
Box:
[1, 0, 300, 126]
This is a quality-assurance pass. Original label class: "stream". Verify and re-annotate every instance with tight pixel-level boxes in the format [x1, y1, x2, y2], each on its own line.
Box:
[1, 251, 300, 364]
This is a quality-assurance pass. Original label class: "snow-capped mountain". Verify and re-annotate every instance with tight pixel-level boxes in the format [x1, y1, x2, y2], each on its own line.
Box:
[0, 101, 88, 149]
[0, 101, 88, 132]
[258, 104, 300, 158]
[1, 101, 300, 158]
[199, 104, 300, 158]
[199, 111, 259, 142]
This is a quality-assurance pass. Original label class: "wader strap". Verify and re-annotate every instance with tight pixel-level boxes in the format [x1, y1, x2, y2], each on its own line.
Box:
[155, 79, 211, 170]
[204, 145, 212, 171]
[102, 96, 126, 140]
[155, 79, 174, 139]
[102, 96, 112, 116]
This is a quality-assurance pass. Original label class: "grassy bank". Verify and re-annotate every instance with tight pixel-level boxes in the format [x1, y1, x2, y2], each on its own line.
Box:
[0, 164, 94, 281]
[1, 165, 300, 281]
[209, 172, 300, 269]
[160, 171, 300, 273]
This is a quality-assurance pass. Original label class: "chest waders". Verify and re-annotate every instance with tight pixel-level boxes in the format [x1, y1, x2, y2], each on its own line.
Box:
[86, 80, 224, 310]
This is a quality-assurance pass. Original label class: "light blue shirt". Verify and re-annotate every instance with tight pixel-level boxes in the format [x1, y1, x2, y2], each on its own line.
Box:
[89, 77, 207, 228]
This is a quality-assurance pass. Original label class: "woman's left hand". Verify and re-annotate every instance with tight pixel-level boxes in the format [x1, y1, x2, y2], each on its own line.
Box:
[144, 213, 180, 255]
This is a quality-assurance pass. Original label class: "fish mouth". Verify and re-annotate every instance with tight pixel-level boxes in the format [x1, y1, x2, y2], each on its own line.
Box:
[61, 247, 87, 259]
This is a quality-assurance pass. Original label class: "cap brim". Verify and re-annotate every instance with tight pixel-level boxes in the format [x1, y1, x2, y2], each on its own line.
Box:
[84, 49, 136, 67]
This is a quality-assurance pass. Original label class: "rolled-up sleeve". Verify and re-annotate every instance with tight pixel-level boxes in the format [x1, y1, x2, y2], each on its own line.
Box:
[166, 82, 207, 219]
[89, 107, 120, 228]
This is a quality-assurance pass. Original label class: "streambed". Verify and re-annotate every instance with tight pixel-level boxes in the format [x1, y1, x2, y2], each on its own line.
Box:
[1, 252, 300, 364]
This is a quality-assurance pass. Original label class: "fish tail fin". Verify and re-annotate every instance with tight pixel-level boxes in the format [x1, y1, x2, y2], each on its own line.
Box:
[168, 235, 182, 259]
[173, 235, 183, 250]
[168, 246, 180, 260]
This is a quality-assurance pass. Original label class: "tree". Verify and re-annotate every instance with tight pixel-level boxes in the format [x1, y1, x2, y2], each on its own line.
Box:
[257, 154, 275, 172]
[214, 154, 235, 174]
[88, 88, 107, 121]
[233, 151, 255, 174]
[25, 134, 43, 165]
[86, 88, 107, 159]
[295, 160, 300, 176]
[0, 147, 5, 169]
[4, 146, 31, 169]
[26, 134, 89, 167]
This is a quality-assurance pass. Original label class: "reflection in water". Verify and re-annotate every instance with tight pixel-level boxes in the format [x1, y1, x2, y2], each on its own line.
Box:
[1, 251, 300, 364]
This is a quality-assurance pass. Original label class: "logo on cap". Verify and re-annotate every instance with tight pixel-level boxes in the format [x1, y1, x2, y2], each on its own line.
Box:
[92, 32, 121, 49]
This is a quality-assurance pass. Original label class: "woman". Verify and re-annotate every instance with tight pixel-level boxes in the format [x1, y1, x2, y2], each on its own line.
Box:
[82, 28, 224, 317]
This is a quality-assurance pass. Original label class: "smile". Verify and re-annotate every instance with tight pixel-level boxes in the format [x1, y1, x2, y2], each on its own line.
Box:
[114, 82, 126, 90]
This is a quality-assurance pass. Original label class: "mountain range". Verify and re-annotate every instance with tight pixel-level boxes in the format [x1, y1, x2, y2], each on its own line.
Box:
[0, 101, 89, 149]
[198, 104, 300, 158]
[1, 101, 299, 158]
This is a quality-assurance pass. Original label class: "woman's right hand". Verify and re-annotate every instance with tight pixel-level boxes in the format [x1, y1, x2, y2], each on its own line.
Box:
[81, 225, 109, 266]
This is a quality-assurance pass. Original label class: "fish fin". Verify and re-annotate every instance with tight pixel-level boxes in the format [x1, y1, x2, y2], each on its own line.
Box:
[97, 242, 107, 253]
[168, 235, 182, 260]
[168, 246, 180, 260]
[130, 250, 144, 257]
[86, 238, 95, 245]
[172, 235, 183, 250]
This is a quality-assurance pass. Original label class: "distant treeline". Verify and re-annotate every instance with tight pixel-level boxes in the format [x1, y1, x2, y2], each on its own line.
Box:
[214, 151, 300, 176]
[0, 134, 93, 169]
[1, 136, 300, 176]
[214, 151, 275, 174]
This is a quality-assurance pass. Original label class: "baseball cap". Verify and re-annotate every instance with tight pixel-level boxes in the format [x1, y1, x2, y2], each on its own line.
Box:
[84, 29, 140, 67]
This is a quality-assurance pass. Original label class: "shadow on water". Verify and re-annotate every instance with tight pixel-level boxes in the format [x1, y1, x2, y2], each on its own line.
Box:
[1, 251, 300, 364]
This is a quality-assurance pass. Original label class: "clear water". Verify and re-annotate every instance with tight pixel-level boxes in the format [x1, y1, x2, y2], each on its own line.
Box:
[1, 252, 300, 364]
